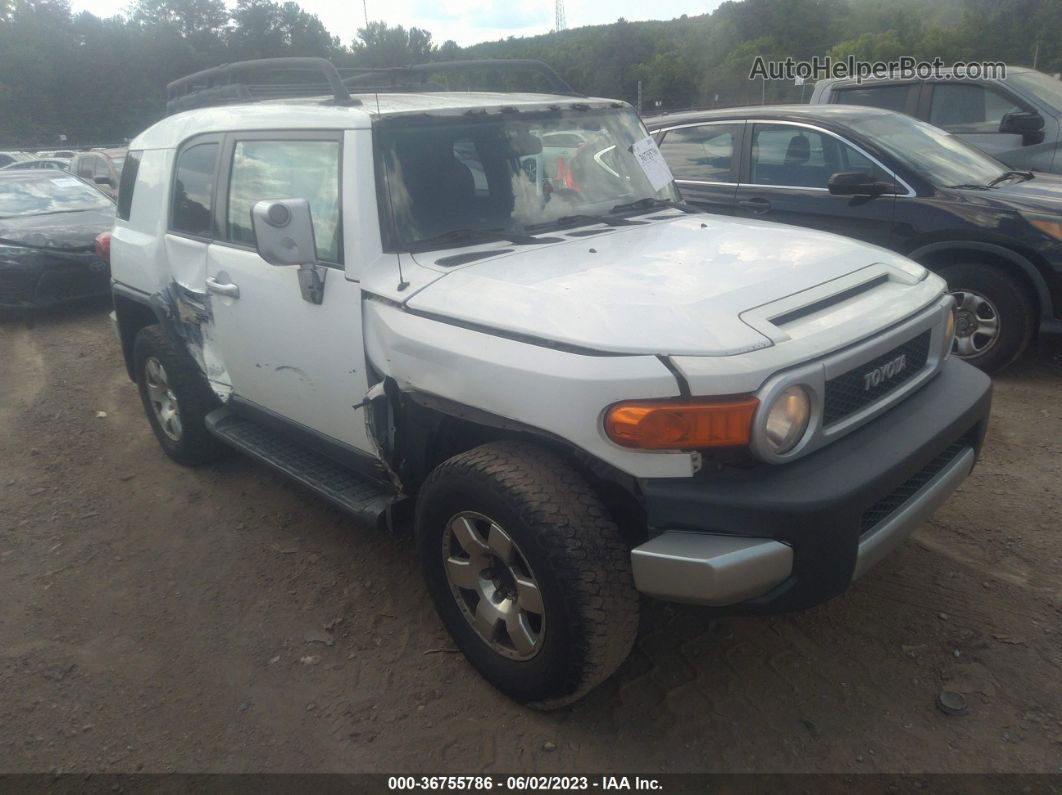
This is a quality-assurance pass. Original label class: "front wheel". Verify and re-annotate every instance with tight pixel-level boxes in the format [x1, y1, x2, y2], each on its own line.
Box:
[415, 441, 639, 709]
[936, 262, 1035, 373]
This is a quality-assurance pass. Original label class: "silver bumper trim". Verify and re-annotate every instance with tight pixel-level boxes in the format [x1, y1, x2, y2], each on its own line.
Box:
[631, 532, 793, 606]
[853, 446, 975, 581]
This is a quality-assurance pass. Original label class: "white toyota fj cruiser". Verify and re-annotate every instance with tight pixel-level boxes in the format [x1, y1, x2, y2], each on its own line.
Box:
[109, 58, 992, 707]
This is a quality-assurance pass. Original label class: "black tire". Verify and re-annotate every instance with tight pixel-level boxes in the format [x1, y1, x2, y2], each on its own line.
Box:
[936, 262, 1036, 373]
[133, 325, 228, 466]
[415, 440, 639, 709]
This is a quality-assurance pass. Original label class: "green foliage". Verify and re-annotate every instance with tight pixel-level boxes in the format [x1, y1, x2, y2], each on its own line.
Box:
[0, 0, 1059, 147]
[350, 21, 436, 67]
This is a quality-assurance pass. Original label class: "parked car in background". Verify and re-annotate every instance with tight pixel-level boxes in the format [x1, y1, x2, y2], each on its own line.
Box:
[0, 151, 31, 168]
[647, 104, 1062, 372]
[810, 66, 1062, 175]
[1, 157, 71, 172]
[0, 171, 115, 308]
[70, 148, 125, 198]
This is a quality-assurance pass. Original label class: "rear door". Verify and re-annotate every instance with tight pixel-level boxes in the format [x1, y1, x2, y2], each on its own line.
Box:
[732, 121, 898, 248]
[655, 121, 742, 215]
[828, 82, 920, 117]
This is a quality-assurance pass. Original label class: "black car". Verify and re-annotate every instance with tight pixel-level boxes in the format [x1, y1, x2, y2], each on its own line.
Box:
[0, 171, 115, 308]
[646, 104, 1062, 372]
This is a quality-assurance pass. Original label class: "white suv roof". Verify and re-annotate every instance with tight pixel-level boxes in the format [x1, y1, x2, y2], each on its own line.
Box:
[131, 92, 621, 150]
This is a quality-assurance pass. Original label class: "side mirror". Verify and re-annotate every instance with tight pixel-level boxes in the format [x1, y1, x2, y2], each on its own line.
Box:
[251, 198, 327, 304]
[94, 175, 115, 187]
[999, 111, 1044, 135]
[827, 171, 896, 196]
[999, 111, 1046, 145]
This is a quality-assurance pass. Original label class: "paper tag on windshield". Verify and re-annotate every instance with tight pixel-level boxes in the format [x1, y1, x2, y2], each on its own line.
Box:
[631, 136, 674, 192]
[51, 177, 82, 188]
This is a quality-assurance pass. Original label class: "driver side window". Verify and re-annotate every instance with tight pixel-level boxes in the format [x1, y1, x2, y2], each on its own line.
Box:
[226, 139, 342, 265]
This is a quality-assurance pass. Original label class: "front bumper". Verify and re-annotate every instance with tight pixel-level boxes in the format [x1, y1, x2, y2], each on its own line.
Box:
[0, 254, 109, 308]
[630, 357, 992, 613]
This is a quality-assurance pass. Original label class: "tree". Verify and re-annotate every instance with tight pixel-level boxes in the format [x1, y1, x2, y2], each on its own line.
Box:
[351, 22, 435, 67]
[130, 0, 228, 38]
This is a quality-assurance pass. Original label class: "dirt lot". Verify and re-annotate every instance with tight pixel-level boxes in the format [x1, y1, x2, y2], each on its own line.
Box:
[0, 298, 1060, 774]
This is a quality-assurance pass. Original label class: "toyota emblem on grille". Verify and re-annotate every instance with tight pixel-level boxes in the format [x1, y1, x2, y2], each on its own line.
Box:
[863, 353, 907, 391]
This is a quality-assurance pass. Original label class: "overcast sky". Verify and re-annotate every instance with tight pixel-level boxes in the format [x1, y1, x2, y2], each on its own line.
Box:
[71, 0, 725, 47]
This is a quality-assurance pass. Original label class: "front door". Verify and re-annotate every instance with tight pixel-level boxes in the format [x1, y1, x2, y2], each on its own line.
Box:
[924, 81, 1034, 169]
[733, 122, 897, 249]
[199, 131, 375, 454]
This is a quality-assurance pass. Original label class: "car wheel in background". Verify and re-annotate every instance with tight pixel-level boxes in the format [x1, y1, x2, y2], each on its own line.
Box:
[936, 262, 1035, 373]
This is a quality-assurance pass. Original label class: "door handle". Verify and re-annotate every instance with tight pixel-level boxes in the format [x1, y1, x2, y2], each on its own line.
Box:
[738, 197, 772, 213]
[206, 275, 240, 299]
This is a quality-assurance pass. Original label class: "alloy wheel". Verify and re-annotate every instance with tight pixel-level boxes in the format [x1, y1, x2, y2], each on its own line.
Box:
[144, 356, 182, 441]
[951, 289, 1001, 358]
[441, 511, 546, 660]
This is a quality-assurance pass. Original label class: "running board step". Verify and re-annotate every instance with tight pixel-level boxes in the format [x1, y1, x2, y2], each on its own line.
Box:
[205, 408, 395, 530]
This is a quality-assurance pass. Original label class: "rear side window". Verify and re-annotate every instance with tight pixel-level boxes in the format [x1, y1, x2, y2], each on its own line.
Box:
[76, 155, 96, 180]
[226, 139, 341, 263]
[658, 124, 742, 182]
[834, 84, 915, 114]
[116, 150, 142, 221]
[171, 143, 218, 237]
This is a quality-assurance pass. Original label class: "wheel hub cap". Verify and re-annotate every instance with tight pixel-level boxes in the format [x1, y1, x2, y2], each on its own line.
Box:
[145, 357, 182, 441]
[950, 289, 1000, 357]
[441, 511, 545, 660]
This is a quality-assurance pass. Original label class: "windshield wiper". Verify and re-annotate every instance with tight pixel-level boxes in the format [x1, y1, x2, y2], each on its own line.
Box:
[949, 183, 991, 190]
[609, 197, 697, 215]
[987, 170, 1035, 187]
[410, 227, 547, 250]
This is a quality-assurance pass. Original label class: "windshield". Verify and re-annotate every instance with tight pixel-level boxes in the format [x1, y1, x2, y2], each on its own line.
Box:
[846, 112, 1008, 188]
[1009, 71, 1062, 109]
[376, 107, 679, 250]
[0, 175, 113, 218]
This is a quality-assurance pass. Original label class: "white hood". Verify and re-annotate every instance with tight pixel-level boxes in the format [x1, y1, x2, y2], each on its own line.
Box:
[407, 215, 924, 356]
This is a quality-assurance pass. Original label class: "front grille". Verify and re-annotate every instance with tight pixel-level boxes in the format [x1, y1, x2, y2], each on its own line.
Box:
[859, 441, 966, 535]
[823, 330, 931, 425]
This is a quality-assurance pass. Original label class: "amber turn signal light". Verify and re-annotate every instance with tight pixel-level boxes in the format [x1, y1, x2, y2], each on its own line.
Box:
[604, 398, 759, 450]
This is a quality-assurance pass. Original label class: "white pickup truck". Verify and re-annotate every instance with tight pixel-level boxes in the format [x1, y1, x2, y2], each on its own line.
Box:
[108, 58, 992, 707]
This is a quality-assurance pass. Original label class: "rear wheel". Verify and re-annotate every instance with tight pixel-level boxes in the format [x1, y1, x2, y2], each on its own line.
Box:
[936, 262, 1035, 373]
[133, 325, 228, 466]
[415, 440, 639, 709]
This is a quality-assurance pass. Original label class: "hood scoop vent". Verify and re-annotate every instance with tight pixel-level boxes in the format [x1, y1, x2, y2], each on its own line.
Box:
[770, 274, 889, 327]
[741, 264, 927, 347]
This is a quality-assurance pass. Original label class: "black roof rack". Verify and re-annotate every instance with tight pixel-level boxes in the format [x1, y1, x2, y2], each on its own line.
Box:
[166, 57, 580, 115]
[166, 57, 358, 115]
[340, 60, 580, 97]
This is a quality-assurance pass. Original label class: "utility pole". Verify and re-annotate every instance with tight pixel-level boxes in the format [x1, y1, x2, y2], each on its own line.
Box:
[637, 80, 642, 115]
[362, 0, 369, 28]
[555, 0, 566, 32]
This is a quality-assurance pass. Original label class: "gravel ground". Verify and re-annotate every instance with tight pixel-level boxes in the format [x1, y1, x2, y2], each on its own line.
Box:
[0, 298, 1060, 774]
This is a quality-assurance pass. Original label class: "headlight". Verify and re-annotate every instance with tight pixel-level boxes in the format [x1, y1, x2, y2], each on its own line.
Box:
[943, 300, 957, 359]
[764, 385, 811, 454]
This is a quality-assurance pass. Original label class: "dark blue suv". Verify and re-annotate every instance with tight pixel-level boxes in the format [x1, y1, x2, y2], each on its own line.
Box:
[646, 104, 1062, 372]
